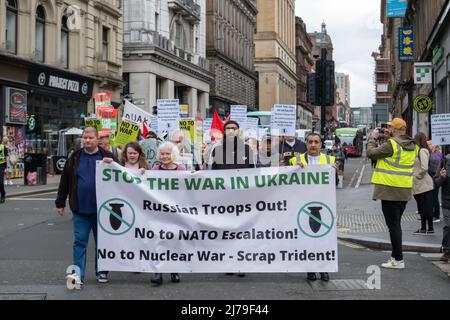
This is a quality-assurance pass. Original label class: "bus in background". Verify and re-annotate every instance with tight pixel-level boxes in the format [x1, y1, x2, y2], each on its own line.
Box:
[247, 111, 271, 132]
[357, 125, 368, 140]
[335, 128, 363, 157]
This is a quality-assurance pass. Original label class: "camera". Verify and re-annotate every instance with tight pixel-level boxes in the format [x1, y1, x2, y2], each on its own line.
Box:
[377, 128, 385, 134]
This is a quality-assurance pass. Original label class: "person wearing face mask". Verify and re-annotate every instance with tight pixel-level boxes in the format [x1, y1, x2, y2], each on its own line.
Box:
[279, 135, 307, 167]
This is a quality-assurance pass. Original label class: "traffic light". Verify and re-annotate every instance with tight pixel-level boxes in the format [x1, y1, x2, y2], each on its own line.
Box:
[307, 73, 320, 105]
[323, 60, 335, 106]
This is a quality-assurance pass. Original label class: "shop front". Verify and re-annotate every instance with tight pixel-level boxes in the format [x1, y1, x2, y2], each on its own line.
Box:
[0, 55, 94, 182]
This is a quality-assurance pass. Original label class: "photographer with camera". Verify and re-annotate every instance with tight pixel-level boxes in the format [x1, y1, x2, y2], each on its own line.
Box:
[367, 118, 419, 269]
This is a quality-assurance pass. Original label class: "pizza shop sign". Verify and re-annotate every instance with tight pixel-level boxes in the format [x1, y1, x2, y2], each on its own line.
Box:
[30, 68, 92, 97]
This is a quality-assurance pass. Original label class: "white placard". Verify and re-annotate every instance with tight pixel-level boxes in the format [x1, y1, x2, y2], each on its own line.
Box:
[123, 100, 156, 131]
[230, 105, 248, 132]
[271, 105, 297, 136]
[203, 118, 213, 144]
[96, 162, 338, 273]
[431, 113, 450, 146]
[157, 99, 180, 135]
[245, 117, 259, 139]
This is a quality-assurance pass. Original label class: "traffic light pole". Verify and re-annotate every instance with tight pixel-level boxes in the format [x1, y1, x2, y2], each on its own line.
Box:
[320, 48, 327, 139]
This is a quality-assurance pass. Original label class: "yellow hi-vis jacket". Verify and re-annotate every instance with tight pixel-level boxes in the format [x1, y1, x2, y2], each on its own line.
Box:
[371, 139, 419, 188]
[0, 144, 5, 165]
[289, 153, 336, 166]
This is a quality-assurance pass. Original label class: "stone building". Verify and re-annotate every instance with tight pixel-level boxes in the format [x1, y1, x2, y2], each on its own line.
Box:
[254, 0, 297, 111]
[205, 0, 257, 116]
[0, 0, 123, 165]
[123, 0, 212, 118]
[295, 16, 313, 130]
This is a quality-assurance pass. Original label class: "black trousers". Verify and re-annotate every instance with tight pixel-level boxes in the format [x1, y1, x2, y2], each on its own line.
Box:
[0, 166, 5, 198]
[414, 190, 434, 231]
[381, 200, 407, 261]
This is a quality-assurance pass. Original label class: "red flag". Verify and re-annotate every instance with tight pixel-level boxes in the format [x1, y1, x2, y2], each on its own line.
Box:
[211, 109, 224, 141]
[141, 122, 149, 138]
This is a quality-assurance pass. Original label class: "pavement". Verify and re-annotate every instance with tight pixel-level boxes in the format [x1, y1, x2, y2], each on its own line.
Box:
[338, 158, 445, 254]
[4, 175, 60, 198]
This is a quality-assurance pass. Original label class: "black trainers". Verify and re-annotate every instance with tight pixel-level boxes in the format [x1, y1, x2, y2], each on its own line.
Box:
[413, 229, 426, 235]
[0, 197, 5, 204]
[426, 230, 435, 235]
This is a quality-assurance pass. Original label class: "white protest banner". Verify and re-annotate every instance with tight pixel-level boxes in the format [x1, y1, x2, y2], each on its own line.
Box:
[271, 105, 297, 136]
[157, 99, 180, 135]
[431, 113, 450, 146]
[230, 105, 248, 132]
[203, 118, 213, 144]
[245, 117, 259, 139]
[123, 100, 156, 131]
[96, 162, 338, 273]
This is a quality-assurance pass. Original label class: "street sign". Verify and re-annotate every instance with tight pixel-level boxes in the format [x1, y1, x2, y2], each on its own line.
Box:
[399, 27, 414, 62]
[414, 63, 433, 84]
[413, 95, 432, 113]
[431, 113, 450, 146]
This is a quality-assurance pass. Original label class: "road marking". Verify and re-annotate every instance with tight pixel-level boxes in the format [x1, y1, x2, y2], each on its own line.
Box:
[347, 169, 359, 189]
[355, 164, 366, 189]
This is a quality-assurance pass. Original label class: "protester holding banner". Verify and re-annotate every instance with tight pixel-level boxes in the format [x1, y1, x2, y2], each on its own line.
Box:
[150, 141, 185, 285]
[55, 127, 114, 287]
[208, 120, 256, 171]
[208, 120, 255, 277]
[290, 132, 335, 282]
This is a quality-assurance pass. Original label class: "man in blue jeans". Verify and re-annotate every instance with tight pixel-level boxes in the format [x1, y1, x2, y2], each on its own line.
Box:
[55, 127, 115, 288]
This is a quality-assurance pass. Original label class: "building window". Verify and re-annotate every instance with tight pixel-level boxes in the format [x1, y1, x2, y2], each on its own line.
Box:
[155, 13, 159, 32]
[61, 16, 69, 69]
[102, 27, 109, 61]
[175, 22, 183, 48]
[6, 0, 17, 54]
[35, 5, 46, 62]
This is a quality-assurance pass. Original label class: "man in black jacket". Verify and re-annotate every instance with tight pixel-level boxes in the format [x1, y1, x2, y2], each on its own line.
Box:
[208, 120, 256, 170]
[55, 127, 115, 288]
[208, 120, 255, 277]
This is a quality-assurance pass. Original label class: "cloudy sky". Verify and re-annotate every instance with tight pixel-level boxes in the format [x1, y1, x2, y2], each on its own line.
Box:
[296, 0, 383, 108]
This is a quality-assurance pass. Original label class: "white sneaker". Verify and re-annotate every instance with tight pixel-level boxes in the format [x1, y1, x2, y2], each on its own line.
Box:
[381, 257, 405, 269]
[8, 181, 13, 185]
[433, 219, 441, 223]
[65, 274, 83, 290]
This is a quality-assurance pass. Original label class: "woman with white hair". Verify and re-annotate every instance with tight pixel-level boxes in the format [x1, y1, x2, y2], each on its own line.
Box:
[150, 142, 186, 286]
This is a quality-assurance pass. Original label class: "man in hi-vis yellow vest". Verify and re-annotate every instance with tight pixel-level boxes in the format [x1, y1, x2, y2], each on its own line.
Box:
[289, 133, 338, 282]
[367, 118, 418, 269]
